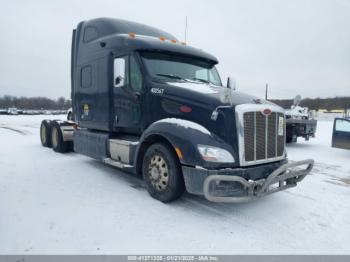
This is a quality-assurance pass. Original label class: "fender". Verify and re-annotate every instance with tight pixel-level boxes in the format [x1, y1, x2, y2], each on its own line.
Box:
[134, 118, 238, 170]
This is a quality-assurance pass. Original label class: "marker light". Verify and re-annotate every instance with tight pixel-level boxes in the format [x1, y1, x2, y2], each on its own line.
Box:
[175, 147, 183, 159]
[197, 145, 235, 163]
[159, 36, 166, 41]
[180, 105, 192, 113]
[128, 32, 136, 38]
[171, 39, 177, 43]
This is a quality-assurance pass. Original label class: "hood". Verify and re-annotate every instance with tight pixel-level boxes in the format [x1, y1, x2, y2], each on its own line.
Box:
[159, 80, 276, 108]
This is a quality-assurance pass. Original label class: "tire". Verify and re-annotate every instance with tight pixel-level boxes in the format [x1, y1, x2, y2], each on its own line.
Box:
[142, 143, 185, 203]
[40, 120, 52, 147]
[51, 121, 71, 153]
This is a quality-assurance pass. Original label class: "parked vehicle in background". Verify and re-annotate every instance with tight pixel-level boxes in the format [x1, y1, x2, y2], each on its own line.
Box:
[39, 18, 314, 203]
[332, 117, 350, 150]
[7, 107, 18, 115]
[285, 95, 317, 143]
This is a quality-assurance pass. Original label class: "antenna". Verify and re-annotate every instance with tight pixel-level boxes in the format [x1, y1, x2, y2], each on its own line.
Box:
[265, 83, 268, 100]
[185, 16, 188, 43]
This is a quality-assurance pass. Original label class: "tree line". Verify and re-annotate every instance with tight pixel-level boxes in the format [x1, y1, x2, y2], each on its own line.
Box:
[270, 96, 350, 110]
[1, 94, 349, 111]
[0, 95, 71, 110]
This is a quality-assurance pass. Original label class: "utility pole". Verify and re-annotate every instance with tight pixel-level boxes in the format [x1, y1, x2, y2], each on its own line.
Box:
[265, 83, 268, 100]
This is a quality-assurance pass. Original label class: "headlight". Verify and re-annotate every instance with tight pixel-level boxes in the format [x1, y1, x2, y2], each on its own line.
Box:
[197, 145, 235, 163]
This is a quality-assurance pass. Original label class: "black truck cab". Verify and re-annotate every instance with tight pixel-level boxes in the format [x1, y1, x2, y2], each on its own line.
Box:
[40, 18, 314, 203]
[72, 18, 221, 133]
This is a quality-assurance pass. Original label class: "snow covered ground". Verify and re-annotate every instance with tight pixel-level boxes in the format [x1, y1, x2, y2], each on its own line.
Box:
[0, 115, 350, 254]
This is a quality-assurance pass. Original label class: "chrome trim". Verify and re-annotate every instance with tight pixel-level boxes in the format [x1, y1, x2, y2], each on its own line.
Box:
[265, 114, 268, 159]
[253, 111, 256, 161]
[60, 126, 74, 142]
[235, 104, 286, 166]
[103, 158, 133, 169]
[275, 114, 278, 157]
[109, 139, 139, 164]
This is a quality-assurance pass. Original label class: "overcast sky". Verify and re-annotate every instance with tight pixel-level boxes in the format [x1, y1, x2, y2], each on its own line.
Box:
[0, 0, 349, 99]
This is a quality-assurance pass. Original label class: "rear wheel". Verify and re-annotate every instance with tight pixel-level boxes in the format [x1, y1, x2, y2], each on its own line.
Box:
[40, 120, 52, 147]
[142, 143, 185, 202]
[51, 121, 71, 153]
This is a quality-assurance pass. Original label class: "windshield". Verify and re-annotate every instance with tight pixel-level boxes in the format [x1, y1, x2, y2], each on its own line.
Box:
[140, 52, 222, 86]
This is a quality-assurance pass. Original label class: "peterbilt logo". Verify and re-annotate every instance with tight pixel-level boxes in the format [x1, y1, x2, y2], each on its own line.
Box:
[262, 108, 272, 116]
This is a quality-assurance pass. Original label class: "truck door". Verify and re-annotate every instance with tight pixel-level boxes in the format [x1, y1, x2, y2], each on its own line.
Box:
[332, 118, 350, 150]
[113, 54, 143, 133]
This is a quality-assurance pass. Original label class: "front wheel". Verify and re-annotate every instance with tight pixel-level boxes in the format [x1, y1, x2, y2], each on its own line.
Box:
[142, 143, 185, 203]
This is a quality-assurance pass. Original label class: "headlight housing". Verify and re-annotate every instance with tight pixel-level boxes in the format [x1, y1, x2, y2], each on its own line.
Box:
[197, 145, 235, 163]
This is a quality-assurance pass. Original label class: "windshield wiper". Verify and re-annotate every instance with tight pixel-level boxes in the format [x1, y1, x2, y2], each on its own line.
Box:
[190, 77, 211, 84]
[156, 74, 184, 80]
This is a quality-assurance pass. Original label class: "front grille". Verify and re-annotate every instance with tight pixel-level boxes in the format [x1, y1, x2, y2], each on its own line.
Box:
[242, 111, 285, 163]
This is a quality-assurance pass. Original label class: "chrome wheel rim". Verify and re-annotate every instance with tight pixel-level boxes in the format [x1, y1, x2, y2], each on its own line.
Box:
[148, 154, 169, 191]
[40, 124, 46, 144]
[51, 127, 58, 148]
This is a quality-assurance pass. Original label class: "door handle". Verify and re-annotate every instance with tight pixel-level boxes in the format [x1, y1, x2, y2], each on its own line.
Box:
[134, 92, 141, 100]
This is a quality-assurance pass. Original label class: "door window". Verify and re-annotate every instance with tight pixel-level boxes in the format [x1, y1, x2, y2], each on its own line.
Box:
[130, 56, 143, 91]
[114, 55, 142, 91]
[335, 119, 350, 132]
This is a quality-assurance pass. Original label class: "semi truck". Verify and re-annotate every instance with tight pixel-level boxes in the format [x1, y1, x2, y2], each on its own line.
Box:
[39, 18, 314, 203]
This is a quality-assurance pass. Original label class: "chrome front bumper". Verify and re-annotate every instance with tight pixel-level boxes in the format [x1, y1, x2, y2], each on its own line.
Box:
[202, 159, 314, 203]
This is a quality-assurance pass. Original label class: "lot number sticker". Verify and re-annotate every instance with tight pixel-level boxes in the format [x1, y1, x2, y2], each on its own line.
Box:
[278, 116, 284, 136]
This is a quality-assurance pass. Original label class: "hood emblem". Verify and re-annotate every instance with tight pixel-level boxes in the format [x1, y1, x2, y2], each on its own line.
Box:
[262, 108, 272, 116]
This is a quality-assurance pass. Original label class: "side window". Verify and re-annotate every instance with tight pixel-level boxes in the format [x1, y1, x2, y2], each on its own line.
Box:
[81, 65, 92, 88]
[114, 56, 129, 87]
[335, 119, 350, 132]
[130, 56, 143, 91]
[208, 71, 216, 83]
[83, 26, 99, 43]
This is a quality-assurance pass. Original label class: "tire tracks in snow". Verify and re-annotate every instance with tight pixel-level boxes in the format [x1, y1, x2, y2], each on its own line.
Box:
[313, 161, 350, 189]
[0, 125, 29, 135]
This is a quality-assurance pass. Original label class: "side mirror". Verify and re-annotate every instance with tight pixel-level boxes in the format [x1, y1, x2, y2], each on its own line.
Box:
[115, 75, 124, 86]
[227, 77, 236, 90]
[114, 58, 126, 87]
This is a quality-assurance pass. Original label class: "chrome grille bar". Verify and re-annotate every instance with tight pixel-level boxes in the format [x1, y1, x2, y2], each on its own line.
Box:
[265, 115, 268, 159]
[275, 112, 278, 157]
[254, 111, 256, 161]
